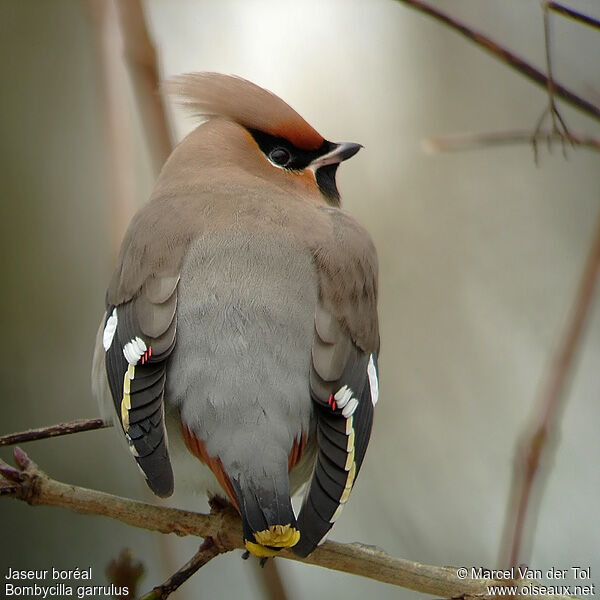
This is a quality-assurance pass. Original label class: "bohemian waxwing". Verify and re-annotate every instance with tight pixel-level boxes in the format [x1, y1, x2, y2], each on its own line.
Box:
[92, 73, 380, 558]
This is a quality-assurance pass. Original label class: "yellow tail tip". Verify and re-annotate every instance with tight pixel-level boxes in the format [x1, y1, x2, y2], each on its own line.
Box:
[244, 541, 280, 557]
[245, 524, 301, 557]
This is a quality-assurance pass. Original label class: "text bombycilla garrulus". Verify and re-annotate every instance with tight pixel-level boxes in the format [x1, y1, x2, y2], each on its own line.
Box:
[92, 73, 379, 558]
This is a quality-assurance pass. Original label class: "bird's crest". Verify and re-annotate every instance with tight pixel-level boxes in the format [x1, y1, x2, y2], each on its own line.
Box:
[168, 72, 324, 151]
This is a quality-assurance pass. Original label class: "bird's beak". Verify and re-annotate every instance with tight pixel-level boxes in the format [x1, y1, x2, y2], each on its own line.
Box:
[311, 141, 363, 169]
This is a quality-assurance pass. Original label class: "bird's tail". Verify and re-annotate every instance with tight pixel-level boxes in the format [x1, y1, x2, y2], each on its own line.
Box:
[231, 469, 300, 557]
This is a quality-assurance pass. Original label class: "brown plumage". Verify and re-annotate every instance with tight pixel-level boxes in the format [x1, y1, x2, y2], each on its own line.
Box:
[182, 425, 239, 510]
[168, 72, 324, 150]
[93, 72, 379, 558]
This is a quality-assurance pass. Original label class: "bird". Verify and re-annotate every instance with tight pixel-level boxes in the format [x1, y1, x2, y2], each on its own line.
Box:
[92, 72, 379, 558]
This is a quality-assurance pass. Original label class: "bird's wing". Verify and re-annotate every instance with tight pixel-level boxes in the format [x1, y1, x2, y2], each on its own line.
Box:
[99, 195, 203, 498]
[294, 209, 379, 557]
[102, 273, 179, 497]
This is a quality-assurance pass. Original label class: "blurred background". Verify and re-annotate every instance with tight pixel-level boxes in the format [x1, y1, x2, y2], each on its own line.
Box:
[1, 1, 599, 598]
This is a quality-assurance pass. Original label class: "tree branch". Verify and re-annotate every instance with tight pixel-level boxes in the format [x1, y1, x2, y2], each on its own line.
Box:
[86, 0, 138, 264]
[393, 0, 600, 122]
[547, 2, 600, 31]
[0, 448, 578, 599]
[139, 538, 227, 600]
[0, 418, 108, 447]
[500, 208, 600, 568]
[422, 129, 600, 154]
[115, 0, 173, 176]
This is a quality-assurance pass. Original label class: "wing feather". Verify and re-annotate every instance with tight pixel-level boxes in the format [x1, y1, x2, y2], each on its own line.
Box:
[295, 215, 379, 556]
[102, 274, 178, 498]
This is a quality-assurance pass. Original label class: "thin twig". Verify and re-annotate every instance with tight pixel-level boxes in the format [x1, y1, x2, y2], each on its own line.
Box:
[139, 538, 227, 600]
[0, 448, 579, 599]
[547, 2, 600, 30]
[115, 0, 173, 176]
[542, 3, 559, 133]
[0, 419, 108, 447]
[532, 1, 574, 162]
[393, 0, 600, 122]
[500, 209, 600, 569]
[422, 129, 600, 154]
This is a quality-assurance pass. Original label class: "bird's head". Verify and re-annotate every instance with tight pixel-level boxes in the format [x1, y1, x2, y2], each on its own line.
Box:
[165, 72, 361, 206]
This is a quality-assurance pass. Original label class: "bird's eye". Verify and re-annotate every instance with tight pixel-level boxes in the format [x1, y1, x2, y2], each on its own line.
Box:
[269, 147, 292, 167]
